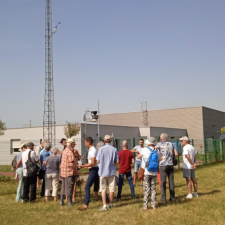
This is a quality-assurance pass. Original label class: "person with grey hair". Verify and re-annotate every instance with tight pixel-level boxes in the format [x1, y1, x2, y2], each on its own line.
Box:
[39, 142, 52, 198]
[43, 147, 61, 202]
[137, 137, 158, 210]
[96, 141, 104, 151]
[156, 133, 178, 203]
[116, 140, 135, 201]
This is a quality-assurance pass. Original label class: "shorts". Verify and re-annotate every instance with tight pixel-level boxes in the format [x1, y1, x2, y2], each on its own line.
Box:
[183, 169, 195, 178]
[99, 176, 116, 193]
[134, 161, 142, 173]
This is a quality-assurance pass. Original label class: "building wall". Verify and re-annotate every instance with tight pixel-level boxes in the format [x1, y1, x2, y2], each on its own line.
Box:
[0, 125, 81, 165]
[202, 107, 225, 139]
[149, 127, 187, 138]
[100, 107, 204, 139]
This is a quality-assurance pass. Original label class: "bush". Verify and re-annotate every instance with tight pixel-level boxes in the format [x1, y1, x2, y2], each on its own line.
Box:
[0, 175, 12, 182]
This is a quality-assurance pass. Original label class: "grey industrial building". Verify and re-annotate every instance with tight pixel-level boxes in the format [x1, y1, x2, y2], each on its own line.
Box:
[0, 106, 225, 165]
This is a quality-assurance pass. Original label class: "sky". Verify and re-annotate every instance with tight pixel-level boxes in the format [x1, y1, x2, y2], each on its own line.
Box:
[0, 0, 225, 128]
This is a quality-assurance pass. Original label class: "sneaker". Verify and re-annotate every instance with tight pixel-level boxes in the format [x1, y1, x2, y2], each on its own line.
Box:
[193, 192, 198, 198]
[185, 194, 193, 199]
[60, 201, 65, 206]
[132, 196, 135, 200]
[99, 206, 107, 211]
[133, 184, 136, 187]
[68, 202, 74, 206]
[109, 205, 114, 209]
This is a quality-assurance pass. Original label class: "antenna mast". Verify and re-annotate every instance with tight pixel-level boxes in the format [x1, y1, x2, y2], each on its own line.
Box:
[140, 101, 149, 127]
[43, 0, 60, 145]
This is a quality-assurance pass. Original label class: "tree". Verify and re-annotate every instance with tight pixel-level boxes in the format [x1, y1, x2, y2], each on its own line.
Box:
[221, 127, 225, 134]
[0, 119, 6, 135]
[64, 121, 80, 138]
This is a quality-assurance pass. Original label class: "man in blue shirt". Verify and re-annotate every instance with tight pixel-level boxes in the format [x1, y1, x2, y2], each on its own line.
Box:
[96, 134, 119, 211]
[39, 143, 52, 197]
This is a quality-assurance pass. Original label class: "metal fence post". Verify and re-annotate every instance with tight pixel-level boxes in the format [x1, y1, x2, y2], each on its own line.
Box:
[192, 139, 194, 147]
[204, 139, 207, 164]
[132, 137, 136, 159]
[222, 140, 225, 161]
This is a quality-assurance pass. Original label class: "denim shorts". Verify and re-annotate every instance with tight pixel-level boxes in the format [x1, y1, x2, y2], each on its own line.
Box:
[134, 161, 142, 173]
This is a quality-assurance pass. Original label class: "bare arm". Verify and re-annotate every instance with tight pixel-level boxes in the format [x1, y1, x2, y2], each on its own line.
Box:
[79, 157, 96, 169]
[174, 149, 178, 157]
[43, 161, 47, 167]
[131, 148, 139, 154]
[185, 154, 196, 168]
[131, 158, 135, 164]
[137, 153, 142, 159]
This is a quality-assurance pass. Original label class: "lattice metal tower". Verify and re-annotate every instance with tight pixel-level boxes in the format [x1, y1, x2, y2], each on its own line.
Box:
[140, 101, 149, 127]
[43, 0, 60, 145]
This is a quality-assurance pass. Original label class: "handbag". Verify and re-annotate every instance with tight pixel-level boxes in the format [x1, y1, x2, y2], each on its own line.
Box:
[173, 151, 178, 166]
[138, 167, 145, 180]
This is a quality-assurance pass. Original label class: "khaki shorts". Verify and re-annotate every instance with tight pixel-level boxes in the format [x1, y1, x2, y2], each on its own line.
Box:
[99, 176, 116, 193]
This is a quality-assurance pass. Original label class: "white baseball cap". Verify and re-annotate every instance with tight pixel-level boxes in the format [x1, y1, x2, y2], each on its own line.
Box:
[145, 137, 155, 145]
[179, 136, 189, 141]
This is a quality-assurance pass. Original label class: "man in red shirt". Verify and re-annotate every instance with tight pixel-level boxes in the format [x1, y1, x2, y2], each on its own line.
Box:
[117, 140, 135, 201]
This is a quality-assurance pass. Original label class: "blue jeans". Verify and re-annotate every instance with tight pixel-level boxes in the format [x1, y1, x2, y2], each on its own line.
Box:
[84, 167, 99, 206]
[15, 168, 24, 201]
[117, 171, 135, 199]
[134, 161, 141, 173]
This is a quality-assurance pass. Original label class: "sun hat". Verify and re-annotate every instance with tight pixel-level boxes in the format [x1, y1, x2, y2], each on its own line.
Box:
[66, 138, 75, 143]
[19, 142, 29, 151]
[145, 137, 156, 146]
[104, 134, 111, 142]
[179, 136, 189, 141]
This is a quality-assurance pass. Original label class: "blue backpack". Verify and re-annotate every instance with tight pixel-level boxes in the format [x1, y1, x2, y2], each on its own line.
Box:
[145, 147, 159, 172]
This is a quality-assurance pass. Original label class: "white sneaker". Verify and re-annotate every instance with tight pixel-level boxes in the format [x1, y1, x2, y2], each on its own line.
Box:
[193, 192, 198, 198]
[99, 206, 107, 211]
[185, 194, 193, 199]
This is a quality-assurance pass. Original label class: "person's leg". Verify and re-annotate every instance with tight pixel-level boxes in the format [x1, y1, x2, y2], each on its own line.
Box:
[117, 174, 124, 200]
[41, 170, 46, 197]
[186, 178, 192, 194]
[37, 176, 40, 188]
[84, 169, 96, 207]
[30, 175, 37, 202]
[99, 177, 107, 209]
[60, 178, 65, 205]
[191, 179, 198, 193]
[45, 173, 51, 201]
[93, 170, 99, 201]
[52, 173, 59, 201]
[72, 177, 77, 202]
[167, 166, 175, 200]
[23, 176, 29, 201]
[15, 170, 23, 201]
[150, 176, 157, 208]
[108, 176, 116, 205]
[143, 175, 150, 209]
[126, 171, 135, 198]
[133, 160, 139, 185]
[67, 176, 76, 205]
[159, 166, 167, 202]
[157, 170, 161, 189]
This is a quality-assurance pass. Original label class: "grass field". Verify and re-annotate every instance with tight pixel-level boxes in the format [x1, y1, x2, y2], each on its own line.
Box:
[0, 163, 225, 225]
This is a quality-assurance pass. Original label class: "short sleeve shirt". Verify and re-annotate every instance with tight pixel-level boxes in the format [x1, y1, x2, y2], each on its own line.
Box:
[96, 143, 119, 177]
[22, 149, 38, 176]
[156, 141, 174, 166]
[16, 152, 23, 169]
[183, 144, 196, 169]
[45, 156, 61, 174]
[141, 147, 158, 176]
[40, 150, 52, 170]
[88, 146, 98, 168]
[134, 145, 144, 161]
[35, 145, 43, 157]
[118, 150, 134, 174]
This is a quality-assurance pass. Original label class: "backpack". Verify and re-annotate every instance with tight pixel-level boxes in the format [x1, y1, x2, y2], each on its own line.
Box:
[145, 147, 159, 172]
[11, 156, 17, 168]
[25, 150, 39, 177]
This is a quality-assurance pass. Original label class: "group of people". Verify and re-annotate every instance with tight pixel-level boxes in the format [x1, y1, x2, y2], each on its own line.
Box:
[14, 132, 198, 211]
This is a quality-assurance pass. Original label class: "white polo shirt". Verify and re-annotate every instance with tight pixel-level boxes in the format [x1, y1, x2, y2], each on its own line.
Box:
[88, 146, 98, 168]
[22, 149, 38, 176]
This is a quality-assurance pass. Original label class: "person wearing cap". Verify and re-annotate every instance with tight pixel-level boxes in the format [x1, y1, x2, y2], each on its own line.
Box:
[60, 138, 78, 206]
[96, 134, 119, 211]
[156, 133, 177, 203]
[77, 137, 99, 211]
[39, 143, 52, 198]
[180, 136, 198, 199]
[15, 142, 28, 202]
[137, 137, 158, 210]
[131, 139, 144, 187]
[116, 140, 135, 201]
[35, 139, 47, 188]
[16, 142, 39, 202]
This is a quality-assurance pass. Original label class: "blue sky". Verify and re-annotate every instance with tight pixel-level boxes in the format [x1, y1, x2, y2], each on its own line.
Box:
[0, 0, 225, 128]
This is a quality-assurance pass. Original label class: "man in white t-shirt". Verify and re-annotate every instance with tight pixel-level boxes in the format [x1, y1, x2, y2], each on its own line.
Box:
[180, 136, 198, 199]
[131, 139, 144, 187]
[77, 137, 99, 211]
[16, 142, 39, 202]
[137, 137, 158, 210]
